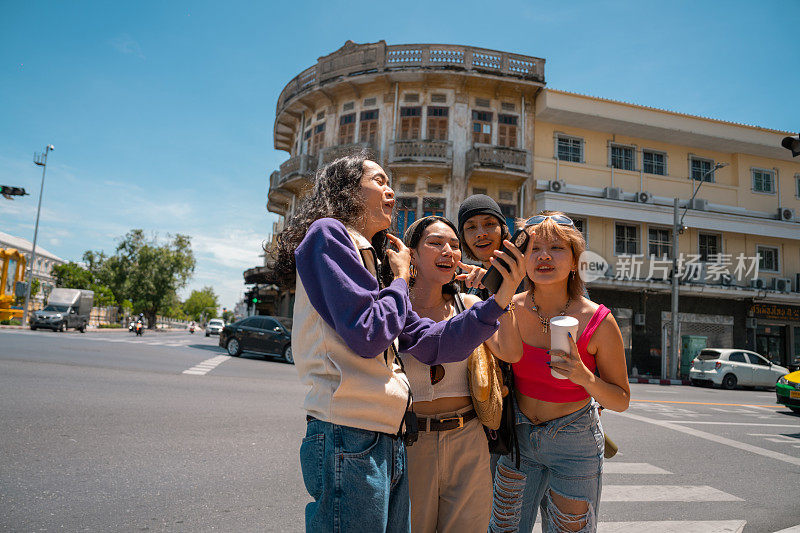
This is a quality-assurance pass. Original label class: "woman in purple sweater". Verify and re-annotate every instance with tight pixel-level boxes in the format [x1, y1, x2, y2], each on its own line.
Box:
[269, 152, 525, 532]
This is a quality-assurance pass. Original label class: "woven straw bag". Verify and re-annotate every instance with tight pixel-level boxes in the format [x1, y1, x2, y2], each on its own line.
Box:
[467, 343, 508, 430]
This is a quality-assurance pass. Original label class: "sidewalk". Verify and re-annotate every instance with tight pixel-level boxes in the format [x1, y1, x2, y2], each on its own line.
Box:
[629, 377, 691, 386]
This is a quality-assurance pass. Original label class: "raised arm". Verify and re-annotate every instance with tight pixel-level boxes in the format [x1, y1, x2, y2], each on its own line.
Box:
[484, 293, 524, 364]
[399, 297, 505, 365]
[296, 218, 411, 358]
[549, 313, 631, 412]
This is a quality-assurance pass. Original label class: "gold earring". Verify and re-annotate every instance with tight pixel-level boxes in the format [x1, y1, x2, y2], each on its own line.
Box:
[410, 264, 417, 280]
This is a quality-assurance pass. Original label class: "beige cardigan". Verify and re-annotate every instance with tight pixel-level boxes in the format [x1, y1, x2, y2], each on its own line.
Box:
[292, 228, 411, 435]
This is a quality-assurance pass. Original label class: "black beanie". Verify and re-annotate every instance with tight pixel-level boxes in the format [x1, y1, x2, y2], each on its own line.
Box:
[457, 194, 506, 235]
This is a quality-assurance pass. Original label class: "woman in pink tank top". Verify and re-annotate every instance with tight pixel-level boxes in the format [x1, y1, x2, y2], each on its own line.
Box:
[483, 211, 631, 533]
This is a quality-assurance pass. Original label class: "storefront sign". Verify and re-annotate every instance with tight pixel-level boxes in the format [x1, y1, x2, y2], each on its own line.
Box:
[749, 303, 800, 322]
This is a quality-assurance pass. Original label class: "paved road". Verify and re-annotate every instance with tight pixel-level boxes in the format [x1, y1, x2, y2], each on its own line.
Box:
[1, 329, 798, 532]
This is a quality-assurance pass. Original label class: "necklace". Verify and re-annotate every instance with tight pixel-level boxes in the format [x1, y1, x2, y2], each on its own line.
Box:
[410, 292, 448, 311]
[529, 292, 571, 334]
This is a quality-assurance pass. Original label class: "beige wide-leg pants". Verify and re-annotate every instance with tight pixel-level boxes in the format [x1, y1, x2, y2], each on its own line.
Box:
[407, 406, 492, 533]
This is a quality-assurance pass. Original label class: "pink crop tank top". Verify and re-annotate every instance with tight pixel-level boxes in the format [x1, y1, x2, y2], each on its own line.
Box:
[513, 305, 611, 403]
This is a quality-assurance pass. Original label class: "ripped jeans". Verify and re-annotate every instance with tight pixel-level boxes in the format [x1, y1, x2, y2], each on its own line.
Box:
[488, 402, 604, 533]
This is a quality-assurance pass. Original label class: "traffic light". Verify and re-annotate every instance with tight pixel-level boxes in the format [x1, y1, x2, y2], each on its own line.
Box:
[781, 135, 800, 157]
[1, 186, 28, 200]
[252, 297, 259, 304]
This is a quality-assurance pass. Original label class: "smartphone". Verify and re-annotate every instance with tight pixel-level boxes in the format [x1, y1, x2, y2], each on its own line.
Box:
[480, 228, 530, 294]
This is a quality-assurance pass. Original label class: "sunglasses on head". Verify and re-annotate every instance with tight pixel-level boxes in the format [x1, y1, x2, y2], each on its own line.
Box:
[524, 214, 574, 227]
[430, 364, 445, 385]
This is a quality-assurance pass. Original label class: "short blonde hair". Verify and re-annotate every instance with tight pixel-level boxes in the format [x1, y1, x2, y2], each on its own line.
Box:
[524, 211, 586, 301]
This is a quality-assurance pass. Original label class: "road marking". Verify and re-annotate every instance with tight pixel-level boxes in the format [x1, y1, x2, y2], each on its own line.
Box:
[532, 520, 746, 533]
[772, 525, 800, 533]
[709, 407, 757, 414]
[602, 485, 743, 502]
[631, 399, 780, 409]
[182, 355, 230, 376]
[610, 411, 800, 466]
[667, 421, 800, 427]
[603, 462, 671, 475]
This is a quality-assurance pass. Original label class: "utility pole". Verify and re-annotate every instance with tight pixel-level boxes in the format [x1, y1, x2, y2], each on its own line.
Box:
[669, 198, 679, 380]
[22, 145, 54, 327]
[668, 162, 726, 380]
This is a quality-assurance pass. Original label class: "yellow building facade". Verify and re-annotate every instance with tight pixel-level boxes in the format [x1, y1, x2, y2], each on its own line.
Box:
[255, 40, 800, 376]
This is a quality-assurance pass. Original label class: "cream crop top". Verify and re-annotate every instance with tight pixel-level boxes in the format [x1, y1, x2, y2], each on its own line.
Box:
[402, 295, 470, 402]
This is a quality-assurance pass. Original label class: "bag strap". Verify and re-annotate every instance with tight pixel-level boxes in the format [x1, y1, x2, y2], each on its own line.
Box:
[453, 292, 466, 314]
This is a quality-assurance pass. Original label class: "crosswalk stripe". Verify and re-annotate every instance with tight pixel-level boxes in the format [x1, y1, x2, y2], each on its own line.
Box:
[610, 411, 800, 467]
[182, 370, 206, 375]
[603, 463, 672, 475]
[772, 525, 800, 533]
[533, 520, 746, 533]
[602, 485, 743, 502]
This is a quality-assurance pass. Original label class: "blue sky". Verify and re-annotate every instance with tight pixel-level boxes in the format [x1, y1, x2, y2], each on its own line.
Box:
[1, 1, 798, 309]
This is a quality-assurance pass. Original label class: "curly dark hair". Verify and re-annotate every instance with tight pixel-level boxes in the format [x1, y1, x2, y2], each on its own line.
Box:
[403, 215, 461, 297]
[267, 151, 392, 289]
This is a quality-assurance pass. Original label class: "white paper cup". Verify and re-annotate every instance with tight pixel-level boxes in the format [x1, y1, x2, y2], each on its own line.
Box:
[549, 316, 579, 379]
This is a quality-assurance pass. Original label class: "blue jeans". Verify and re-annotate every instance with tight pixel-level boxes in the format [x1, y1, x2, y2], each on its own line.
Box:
[488, 402, 604, 533]
[299, 418, 410, 532]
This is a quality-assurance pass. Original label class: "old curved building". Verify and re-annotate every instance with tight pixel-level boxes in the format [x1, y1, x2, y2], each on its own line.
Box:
[267, 40, 544, 234]
[247, 40, 800, 378]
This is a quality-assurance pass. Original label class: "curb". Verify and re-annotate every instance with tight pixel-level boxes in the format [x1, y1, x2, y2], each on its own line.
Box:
[629, 377, 691, 386]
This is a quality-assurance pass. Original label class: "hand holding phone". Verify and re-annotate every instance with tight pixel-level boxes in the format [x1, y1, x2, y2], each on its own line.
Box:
[480, 228, 530, 294]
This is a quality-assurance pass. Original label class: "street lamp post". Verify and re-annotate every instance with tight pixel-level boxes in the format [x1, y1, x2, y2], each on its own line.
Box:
[668, 162, 726, 380]
[22, 145, 54, 327]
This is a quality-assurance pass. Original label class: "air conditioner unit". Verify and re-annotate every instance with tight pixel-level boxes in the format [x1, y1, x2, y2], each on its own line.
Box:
[746, 317, 758, 329]
[634, 313, 645, 326]
[603, 187, 622, 200]
[750, 278, 767, 290]
[688, 198, 708, 211]
[774, 277, 792, 293]
[636, 191, 654, 204]
[777, 207, 795, 222]
[549, 179, 566, 193]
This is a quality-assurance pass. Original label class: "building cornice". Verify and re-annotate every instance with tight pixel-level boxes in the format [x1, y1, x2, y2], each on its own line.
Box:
[536, 89, 797, 162]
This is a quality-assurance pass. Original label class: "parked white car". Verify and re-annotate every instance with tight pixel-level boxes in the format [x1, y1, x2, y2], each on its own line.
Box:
[689, 348, 789, 390]
[205, 319, 225, 337]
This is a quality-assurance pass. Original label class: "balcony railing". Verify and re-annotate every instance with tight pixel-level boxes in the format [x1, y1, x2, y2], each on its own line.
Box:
[277, 41, 545, 117]
[277, 154, 318, 187]
[466, 146, 531, 174]
[389, 139, 453, 165]
[319, 142, 376, 165]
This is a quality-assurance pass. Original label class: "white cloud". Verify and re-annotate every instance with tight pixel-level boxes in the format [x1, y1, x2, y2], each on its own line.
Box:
[110, 34, 145, 59]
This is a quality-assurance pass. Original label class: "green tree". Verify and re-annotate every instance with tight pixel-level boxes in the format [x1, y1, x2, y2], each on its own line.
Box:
[51, 262, 93, 289]
[30, 278, 40, 298]
[116, 230, 195, 327]
[182, 286, 219, 322]
[50, 259, 115, 307]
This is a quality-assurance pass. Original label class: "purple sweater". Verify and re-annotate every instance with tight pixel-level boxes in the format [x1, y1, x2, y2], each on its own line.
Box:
[295, 218, 504, 364]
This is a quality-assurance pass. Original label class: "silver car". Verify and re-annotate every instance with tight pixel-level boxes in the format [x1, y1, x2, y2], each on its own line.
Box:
[689, 348, 789, 390]
[205, 319, 225, 337]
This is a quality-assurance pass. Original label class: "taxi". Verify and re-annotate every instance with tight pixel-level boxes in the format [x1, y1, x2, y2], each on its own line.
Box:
[776, 370, 800, 414]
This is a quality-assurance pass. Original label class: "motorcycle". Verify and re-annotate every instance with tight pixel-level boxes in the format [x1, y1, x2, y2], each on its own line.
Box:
[135, 322, 144, 336]
[189, 324, 196, 334]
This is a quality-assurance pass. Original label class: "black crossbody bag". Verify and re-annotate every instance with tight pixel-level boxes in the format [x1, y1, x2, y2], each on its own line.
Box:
[454, 292, 519, 465]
